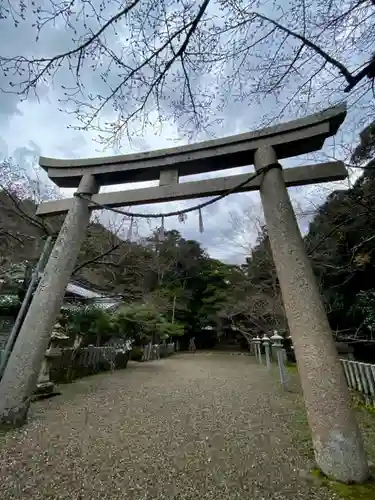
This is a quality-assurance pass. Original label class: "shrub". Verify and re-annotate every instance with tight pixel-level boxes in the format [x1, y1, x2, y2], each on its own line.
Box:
[115, 350, 130, 369]
[113, 303, 184, 345]
[0, 295, 20, 316]
[157, 320, 184, 340]
[131, 346, 144, 362]
[61, 306, 117, 346]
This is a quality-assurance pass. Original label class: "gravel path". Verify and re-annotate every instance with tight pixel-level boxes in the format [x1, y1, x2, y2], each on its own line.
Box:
[0, 352, 335, 499]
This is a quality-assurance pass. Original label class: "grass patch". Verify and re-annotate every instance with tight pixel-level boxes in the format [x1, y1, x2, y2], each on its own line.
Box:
[351, 394, 375, 415]
[285, 362, 298, 373]
[291, 402, 315, 459]
[311, 467, 375, 499]
[0, 422, 21, 436]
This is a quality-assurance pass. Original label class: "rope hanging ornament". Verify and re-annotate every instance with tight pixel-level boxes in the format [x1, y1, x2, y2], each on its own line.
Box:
[198, 208, 204, 233]
[77, 166, 271, 229]
[159, 216, 165, 241]
[127, 216, 134, 241]
[178, 213, 187, 224]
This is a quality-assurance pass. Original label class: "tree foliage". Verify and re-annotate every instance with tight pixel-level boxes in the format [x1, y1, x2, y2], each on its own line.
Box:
[114, 303, 184, 345]
[60, 306, 115, 346]
[60, 302, 184, 347]
[305, 163, 375, 342]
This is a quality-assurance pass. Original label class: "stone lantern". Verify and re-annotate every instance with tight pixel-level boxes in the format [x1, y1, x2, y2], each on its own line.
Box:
[35, 322, 69, 398]
[253, 335, 262, 363]
[262, 334, 271, 370]
[270, 331, 287, 390]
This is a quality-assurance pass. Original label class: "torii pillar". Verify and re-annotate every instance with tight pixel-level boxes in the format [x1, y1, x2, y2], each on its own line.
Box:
[0, 175, 98, 426]
[254, 146, 369, 483]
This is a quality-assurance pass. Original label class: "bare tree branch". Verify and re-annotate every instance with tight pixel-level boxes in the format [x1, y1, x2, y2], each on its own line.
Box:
[73, 241, 123, 275]
[253, 12, 355, 86]
[1, 0, 374, 145]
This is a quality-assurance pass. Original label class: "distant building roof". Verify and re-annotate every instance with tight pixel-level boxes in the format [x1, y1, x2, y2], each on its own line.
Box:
[66, 281, 104, 299]
[61, 279, 123, 310]
[1, 278, 123, 311]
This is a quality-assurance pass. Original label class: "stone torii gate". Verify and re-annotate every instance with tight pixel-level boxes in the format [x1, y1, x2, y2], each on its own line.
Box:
[0, 105, 369, 482]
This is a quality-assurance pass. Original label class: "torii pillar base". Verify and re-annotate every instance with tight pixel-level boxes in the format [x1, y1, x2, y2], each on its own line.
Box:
[254, 146, 369, 483]
[0, 175, 98, 428]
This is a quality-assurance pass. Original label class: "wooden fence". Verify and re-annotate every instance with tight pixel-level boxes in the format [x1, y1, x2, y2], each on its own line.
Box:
[341, 359, 375, 406]
[0, 343, 176, 381]
[50, 345, 130, 382]
[257, 349, 375, 406]
[142, 343, 175, 361]
[0, 345, 130, 383]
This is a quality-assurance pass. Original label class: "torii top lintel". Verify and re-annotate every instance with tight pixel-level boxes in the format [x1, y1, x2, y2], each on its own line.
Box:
[40, 105, 347, 188]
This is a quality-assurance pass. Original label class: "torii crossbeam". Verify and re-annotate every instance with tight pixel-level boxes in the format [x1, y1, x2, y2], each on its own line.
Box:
[39, 104, 345, 188]
[37, 105, 347, 216]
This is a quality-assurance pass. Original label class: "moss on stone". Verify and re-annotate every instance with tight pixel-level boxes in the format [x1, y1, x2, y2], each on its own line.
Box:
[311, 467, 375, 499]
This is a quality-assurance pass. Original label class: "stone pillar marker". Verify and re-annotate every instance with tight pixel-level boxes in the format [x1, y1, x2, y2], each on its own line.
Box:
[0, 174, 99, 427]
[254, 146, 369, 483]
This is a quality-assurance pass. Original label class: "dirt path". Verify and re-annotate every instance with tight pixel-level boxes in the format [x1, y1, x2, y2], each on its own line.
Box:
[0, 353, 336, 499]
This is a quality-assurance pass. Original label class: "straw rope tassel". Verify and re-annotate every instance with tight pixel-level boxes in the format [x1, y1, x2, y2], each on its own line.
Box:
[159, 216, 165, 241]
[199, 208, 204, 233]
[127, 216, 134, 240]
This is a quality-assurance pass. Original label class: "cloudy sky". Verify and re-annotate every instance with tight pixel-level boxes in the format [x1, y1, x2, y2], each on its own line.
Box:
[0, 0, 373, 263]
